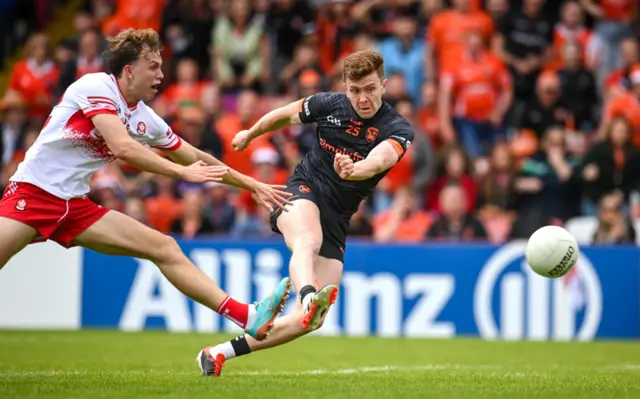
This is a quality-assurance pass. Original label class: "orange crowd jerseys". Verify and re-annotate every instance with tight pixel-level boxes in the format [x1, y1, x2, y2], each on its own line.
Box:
[600, 0, 635, 21]
[547, 25, 598, 70]
[604, 93, 640, 147]
[159, 82, 206, 115]
[427, 9, 494, 74]
[215, 115, 270, 176]
[440, 51, 511, 122]
[382, 146, 414, 193]
[373, 209, 432, 242]
[102, 0, 165, 36]
[9, 60, 59, 119]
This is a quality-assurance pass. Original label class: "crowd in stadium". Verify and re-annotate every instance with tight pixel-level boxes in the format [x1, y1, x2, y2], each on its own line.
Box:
[0, 0, 639, 245]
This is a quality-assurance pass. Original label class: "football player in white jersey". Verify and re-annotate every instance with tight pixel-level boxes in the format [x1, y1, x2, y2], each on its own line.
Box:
[0, 28, 291, 342]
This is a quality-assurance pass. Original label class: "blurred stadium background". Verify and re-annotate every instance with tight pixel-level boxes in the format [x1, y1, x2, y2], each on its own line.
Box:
[1, 1, 640, 397]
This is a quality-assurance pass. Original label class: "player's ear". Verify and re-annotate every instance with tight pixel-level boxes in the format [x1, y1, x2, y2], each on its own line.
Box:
[124, 65, 133, 79]
[381, 79, 388, 94]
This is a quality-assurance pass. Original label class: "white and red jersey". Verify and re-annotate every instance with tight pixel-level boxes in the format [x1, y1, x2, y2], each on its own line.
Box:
[11, 72, 182, 200]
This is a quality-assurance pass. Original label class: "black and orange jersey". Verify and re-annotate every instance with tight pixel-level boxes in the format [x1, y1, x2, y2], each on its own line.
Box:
[295, 92, 414, 216]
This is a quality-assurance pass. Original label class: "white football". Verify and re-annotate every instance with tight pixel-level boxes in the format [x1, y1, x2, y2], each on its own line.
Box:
[525, 225, 579, 278]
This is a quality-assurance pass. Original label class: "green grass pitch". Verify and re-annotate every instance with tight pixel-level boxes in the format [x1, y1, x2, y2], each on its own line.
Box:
[1, 330, 639, 398]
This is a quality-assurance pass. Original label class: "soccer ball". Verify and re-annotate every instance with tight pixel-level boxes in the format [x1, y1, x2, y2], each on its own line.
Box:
[525, 225, 579, 278]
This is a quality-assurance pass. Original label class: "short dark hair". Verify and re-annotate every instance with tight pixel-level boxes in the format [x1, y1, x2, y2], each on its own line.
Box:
[342, 50, 385, 82]
[104, 28, 162, 77]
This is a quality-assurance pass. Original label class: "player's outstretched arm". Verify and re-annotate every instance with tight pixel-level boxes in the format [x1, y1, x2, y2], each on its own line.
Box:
[232, 100, 302, 151]
[334, 140, 402, 181]
[91, 114, 229, 184]
[166, 140, 293, 212]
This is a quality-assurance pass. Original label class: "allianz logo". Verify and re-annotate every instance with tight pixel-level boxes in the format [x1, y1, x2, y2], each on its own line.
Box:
[117, 244, 602, 340]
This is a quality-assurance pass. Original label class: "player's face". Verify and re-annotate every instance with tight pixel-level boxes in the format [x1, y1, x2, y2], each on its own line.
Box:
[129, 51, 164, 102]
[345, 72, 387, 119]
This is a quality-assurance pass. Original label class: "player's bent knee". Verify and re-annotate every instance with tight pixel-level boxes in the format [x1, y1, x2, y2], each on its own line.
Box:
[291, 232, 322, 255]
[148, 235, 186, 264]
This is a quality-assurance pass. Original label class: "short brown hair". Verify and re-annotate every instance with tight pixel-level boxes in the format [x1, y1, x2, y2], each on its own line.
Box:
[342, 50, 385, 82]
[105, 28, 163, 77]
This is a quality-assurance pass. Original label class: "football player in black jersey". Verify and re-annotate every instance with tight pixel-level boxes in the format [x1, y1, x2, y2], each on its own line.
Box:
[197, 50, 415, 376]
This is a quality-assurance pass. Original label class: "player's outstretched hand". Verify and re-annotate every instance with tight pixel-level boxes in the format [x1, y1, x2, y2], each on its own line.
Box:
[232, 130, 253, 151]
[251, 182, 294, 213]
[180, 161, 230, 183]
[334, 153, 354, 180]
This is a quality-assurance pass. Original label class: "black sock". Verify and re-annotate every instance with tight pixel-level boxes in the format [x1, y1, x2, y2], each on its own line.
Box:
[231, 335, 251, 357]
[299, 285, 317, 304]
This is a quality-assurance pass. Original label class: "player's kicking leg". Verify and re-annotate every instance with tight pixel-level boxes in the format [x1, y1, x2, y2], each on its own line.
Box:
[273, 198, 339, 329]
[197, 256, 343, 376]
[71, 211, 290, 341]
[0, 217, 38, 269]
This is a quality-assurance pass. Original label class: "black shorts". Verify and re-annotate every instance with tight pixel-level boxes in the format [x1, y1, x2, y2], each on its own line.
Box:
[270, 174, 347, 263]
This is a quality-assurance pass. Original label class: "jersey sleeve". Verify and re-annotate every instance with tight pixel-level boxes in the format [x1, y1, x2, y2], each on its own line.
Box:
[69, 77, 119, 118]
[297, 92, 338, 124]
[385, 123, 415, 160]
[147, 110, 183, 151]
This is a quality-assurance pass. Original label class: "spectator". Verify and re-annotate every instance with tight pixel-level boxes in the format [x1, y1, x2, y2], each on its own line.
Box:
[603, 37, 639, 100]
[417, 0, 444, 37]
[515, 70, 570, 139]
[145, 175, 183, 234]
[170, 189, 206, 239]
[556, 41, 599, 132]
[173, 106, 222, 159]
[204, 182, 237, 235]
[599, 63, 640, 146]
[235, 146, 289, 221]
[265, 0, 316, 91]
[417, 81, 444, 148]
[101, 0, 165, 37]
[7, 33, 59, 121]
[547, 1, 600, 72]
[231, 147, 285, 238]
[426, 144, 477, 213]
[476, 142, 517, 242]
[383, 72, 410, 106]
[511, 126, 581, 238]
[494, 0, 553, 101]
[439, 29, 513, 158]
[215, 90, 268, 176]
[315, 1, 357, 76]
[160, 0, 215, 69]
[59, 9, 103, 53]
[212, 0, 268, 92]
[485, 0, 509, 26]
[279, 42, 324, 96]
[581, 116, 640, 214]
[377, 11, 426, 103]
[170, 184, 236, 238]
[392, 98, 437, 195]
[426, 183, 487, 241]
[157, 58, 206, 117]
[0, 91, 28, 174]
[373, 187, 432, 243]
[56, 28, 105, 98]
[425, 0, 494, 83]
[580, 0, 637, 91]
[1, 122, 37, 188]
[592, 191, 636, 244]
